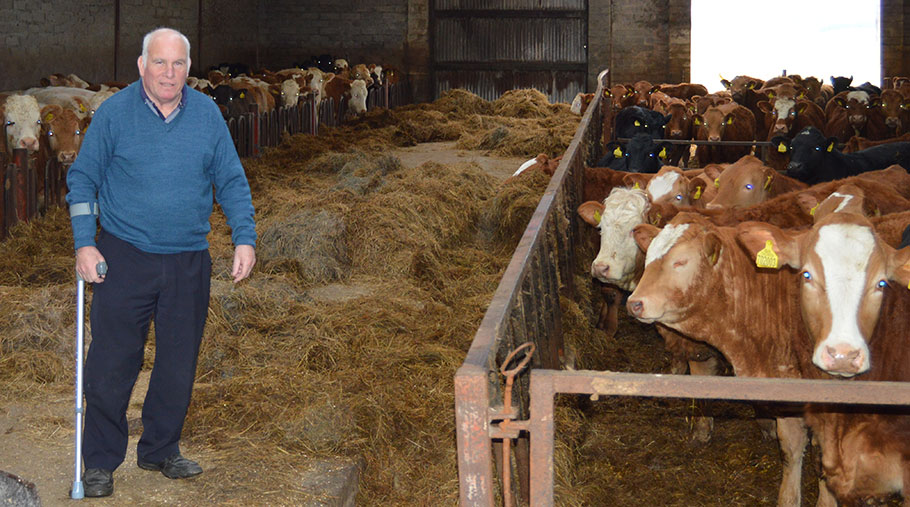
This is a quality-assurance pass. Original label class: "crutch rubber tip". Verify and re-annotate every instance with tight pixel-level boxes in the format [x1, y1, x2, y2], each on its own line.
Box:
[71, 481, 84, 499]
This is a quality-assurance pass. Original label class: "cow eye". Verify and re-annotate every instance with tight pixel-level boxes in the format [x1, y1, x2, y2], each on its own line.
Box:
[745, 184, 754, 190]
[75, 130, 82, 135]
[675, 194, 683, 201]
[648, 153, 655, 157]
[877, 280, 888, 289]
[802, 271, 812, 281]
[5, 121, 12, 126]
[673, 259, 688, 268]
[47, 130, 54, 136]
[814, 146, 821, 151]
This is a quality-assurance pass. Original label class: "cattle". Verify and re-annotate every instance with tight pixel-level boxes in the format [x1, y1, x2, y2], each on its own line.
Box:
[830, 75, 853, 95]
[657, 82, 708, 101]
[879, 88, 910, 136]
[36, 104, 86, 165]
[706, 155, 807, 209]
[659, 99, 694, 166]
[368, 64, 383, 87]
[22, 86, 95, 118]
[626, 212, 821, 506]
[720, 75, 764, 103]
[630, 80, 654, 107]
[511, 154, 561, 178]
[597, 133, 671, 173]
[570, 92, 594, 115]
[612, 106, 670, 140]
[603, 84, 637, 110]
[210, 84, 251, 119]
[761, 98, 826, 171]
[782, 126, 910, 184]
[228, 76, 276, 113]
[824, 90, 889, 142]
[691, 92, 732, 115]
[736, 207, 910, 505]
[693, 102, 756, 166]
[323, 75, 368, 118]
[843, 132, 910, 153]
[0, 94, 42, 154]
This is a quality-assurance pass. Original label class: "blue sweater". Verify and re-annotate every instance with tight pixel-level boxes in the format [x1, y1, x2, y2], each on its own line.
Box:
[66, 81, 256, 254]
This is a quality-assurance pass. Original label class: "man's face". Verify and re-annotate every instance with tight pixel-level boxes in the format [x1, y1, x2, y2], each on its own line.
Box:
[137, 33, 189, 107]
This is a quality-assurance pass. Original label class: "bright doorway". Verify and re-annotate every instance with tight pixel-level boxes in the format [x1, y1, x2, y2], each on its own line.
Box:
[691, 0, 881, 93]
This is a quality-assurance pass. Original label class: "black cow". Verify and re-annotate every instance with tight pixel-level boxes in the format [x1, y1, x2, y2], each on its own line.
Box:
[596, 133, 672, 173]
[209, 84, 251, 119]
[613, 106, 671, 140]
[780, 126, 910, 184]
[831, 75, 853, 95]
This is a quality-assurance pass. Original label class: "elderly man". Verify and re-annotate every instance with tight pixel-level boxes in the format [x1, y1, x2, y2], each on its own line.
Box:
[66, 27, 256, 497]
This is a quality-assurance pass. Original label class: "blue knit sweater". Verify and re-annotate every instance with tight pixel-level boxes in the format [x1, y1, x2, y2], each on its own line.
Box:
[66, 81, 256, 254]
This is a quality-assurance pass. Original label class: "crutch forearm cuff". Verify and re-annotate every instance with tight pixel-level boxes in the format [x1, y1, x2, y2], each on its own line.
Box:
[69, 202, 99, 217]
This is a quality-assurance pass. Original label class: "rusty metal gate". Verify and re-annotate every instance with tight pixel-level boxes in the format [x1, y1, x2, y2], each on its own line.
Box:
[431, 0, 588, 103]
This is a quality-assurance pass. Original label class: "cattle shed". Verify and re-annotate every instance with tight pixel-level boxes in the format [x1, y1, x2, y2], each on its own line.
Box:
[1, 0, 907, 101]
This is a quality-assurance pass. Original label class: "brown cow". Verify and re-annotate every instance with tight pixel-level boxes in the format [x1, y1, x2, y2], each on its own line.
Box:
[37, 105, 86, 165]
[657, 82, 708, 101]
[693, 102, 756, 166]
[843, 132, 910, 152]
[570, 92, 594, 116]
[659, 99, 694, 166]
[761, 98, 826, 171]
[323, 74, 368, 118]
[706, 155, 807, 209]
[878, 88, 910, 136]
[626, 212, 818, 506]
[824, 90, 889, 143]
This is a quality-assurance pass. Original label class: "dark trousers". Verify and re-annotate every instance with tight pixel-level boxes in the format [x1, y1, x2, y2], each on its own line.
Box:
[83, 230, 211, 471]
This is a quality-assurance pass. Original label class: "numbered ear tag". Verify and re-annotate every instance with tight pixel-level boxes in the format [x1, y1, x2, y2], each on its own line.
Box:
[613, 146, 623, 157]
[658, 147, 667, 159]
[713, 178, 720, 188]
[593, 210, 602, 223]
[693, 186, 702, 200]
[44, 113, 54, 123]
[777, 142, 787, 153]
[756, 240, 779, 268]
[764, 175, 773, 190]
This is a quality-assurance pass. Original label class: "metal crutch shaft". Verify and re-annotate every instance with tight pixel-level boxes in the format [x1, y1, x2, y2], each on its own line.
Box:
[71, 261, 107, 500]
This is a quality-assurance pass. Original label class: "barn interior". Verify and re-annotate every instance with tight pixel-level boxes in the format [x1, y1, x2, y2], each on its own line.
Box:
[1, 1, 909, 506]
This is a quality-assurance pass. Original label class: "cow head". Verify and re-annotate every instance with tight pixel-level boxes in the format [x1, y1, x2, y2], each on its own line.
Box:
[577, 187, 650, 290]
[279, 78, 302, 107]
[832, 91, 873, 132]
[40, 105, 86, 164]
[626, 214, 722, 325]
[604, 84, 636, 110]
[643, 166, 692, 207]
[347, 80, 368, 115]
[2, 94, 42, 153]
[783, 127, 836, 183]
[878, 89, 908, 134]
[758, 97, 800, 136]
[663, 102, 692, 140]
[736, 204, 910, 377]
[720, 75, 761, 103]
[694, 105, 736, 143]
[610, 134, 671, 173]
[706, 156, 774, 209]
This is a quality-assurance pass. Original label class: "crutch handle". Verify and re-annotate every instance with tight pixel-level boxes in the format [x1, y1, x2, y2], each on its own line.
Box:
[76, 261, 108, 282]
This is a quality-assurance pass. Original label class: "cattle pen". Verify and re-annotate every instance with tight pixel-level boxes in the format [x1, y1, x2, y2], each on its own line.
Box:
[454, 69, 910, 506]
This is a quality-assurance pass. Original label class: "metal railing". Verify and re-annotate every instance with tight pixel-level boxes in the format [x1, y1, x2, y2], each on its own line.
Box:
[454, 69, 910, 506]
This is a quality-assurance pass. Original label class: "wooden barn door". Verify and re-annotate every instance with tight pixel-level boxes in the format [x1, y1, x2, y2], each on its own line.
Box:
[431, 0, 588, 104]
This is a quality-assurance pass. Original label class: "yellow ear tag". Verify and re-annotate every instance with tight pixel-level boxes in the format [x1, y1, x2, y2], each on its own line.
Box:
[726, 117, 734, 125]
[756, 240, 779, 268]
[44, 113, 54, 123]
[634, 120, 641, 127]
[710, 251, 718, 264]
[613, 146, 623, 157]
[693, 186, 702, 200]
[650, 212, 662, 225]
[658, 147, 667, 159]
[632, 182, 641, 190]
[593, 210, 602, 223]
[694, 118, 702, 126]
[240, 92, 246, 98]
[826, 142, 834, 152]
[809, 204, 818, 216]
[714, 178, 720, 188]
[777, 142, 787, 153]
[79, 103, 86, 113]
[764, 174, 773, 190]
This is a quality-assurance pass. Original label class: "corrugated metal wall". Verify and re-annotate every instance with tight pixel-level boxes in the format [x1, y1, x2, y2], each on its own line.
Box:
[431, 0, 588, 104]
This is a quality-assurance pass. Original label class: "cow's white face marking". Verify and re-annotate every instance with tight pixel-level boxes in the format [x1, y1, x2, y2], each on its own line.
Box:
[647, 171, 679, 202]
[591, 188, 650, 289]
[646, 223, 689, 266]
[514, 157, 538, 177]
[846, 90, 869, 104]
[811, 223, 874, 373]
[348, 80, 368, 114]
[773, 98, 795, 120]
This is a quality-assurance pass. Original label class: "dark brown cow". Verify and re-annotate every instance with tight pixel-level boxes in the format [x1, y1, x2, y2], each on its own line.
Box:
[878, 88, 910, 136]
[659, 99, 694, 167]
[630, 80, 654, 107]
[824, 90, 890, 143]
[843, 132, 910, 152]
[693, 102, 756, 166]
[658, 82, 708, 101]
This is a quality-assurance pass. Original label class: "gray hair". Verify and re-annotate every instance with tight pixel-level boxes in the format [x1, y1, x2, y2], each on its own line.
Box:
[141, 28, 191, 65]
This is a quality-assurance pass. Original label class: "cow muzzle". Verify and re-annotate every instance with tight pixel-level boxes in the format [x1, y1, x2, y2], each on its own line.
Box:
[813, 341, 868, 377]
[59, 151, 77, 164]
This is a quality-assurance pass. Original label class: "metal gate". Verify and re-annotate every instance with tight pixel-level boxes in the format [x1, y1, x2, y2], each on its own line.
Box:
[431, 0, 588, 103]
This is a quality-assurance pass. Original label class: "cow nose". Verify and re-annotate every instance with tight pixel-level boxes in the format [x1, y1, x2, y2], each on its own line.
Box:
[591, 261, 609, 280]
[627, 299, 644, 317]
[706, 202, 723, 210]
[20, 137, 39, 152]
[708, 135, 721, 142]
[885, 117, 900, 128]
[821, 344, 865, 376]
[786, 162, 802, 173]
[670, 129, 682, 137]
[59, 151, 76, 163]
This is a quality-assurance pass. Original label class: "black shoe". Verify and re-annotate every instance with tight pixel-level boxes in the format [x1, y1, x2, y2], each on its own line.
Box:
[137, 453, 203, 479]
[83, 468, 113, 497]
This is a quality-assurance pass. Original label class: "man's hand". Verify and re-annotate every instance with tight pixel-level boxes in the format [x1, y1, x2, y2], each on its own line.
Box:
[231, 244, 256, 283]
[76, 246, 107, 283]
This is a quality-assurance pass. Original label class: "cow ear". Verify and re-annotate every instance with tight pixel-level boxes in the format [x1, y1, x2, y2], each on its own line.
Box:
[623, 173, 649, 190]
[702, 163, 725, 181]
[869, 97, 880, 108]
[703, 232, 723, 266]
[769, 135, 789, 153]
[720, 79, 731, 89]
[688, 178, 705, 201]
[735, 222, 802, 269]
[649, 85, 661, 94]
[794, 191, 820, 218]
[797, 102, 809, 114]
[632, 223, 661, 253]
[834, 97, 846, 108]
[692, 114, 703, 126]
[577, 201, 605, 227]
[40, 104, 63, 123]
[887, 244, 910, 289]
[825, 137, 838, 152]
[757, 100, 772, 113]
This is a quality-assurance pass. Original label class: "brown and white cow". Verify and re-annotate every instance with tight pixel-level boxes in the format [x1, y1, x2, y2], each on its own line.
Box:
[1, 94, 42, 154]
[824, 90, 889, 143]
[736, 205, 910, 505]
[37, 104, 86, 165]
[626, 212, 820, 506]
[570, 92, 594, 116]
[323, 75, 368, 118]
